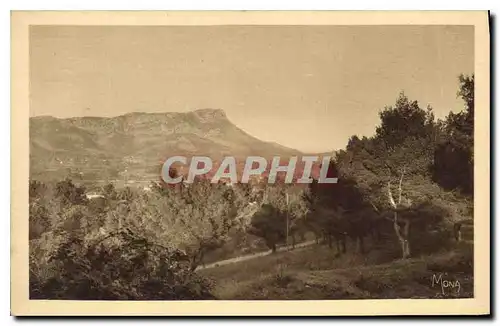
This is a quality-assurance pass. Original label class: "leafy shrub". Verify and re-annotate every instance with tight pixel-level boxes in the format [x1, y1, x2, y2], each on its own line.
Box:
[30, 228, 214, 300]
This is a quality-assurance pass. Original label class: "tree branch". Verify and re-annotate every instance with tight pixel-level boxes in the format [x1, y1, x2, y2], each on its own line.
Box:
[397, 168, 405, 205]
[383, 214, 395, 222]
[387, 181, 397, 209]
[369, 200, 380, 213]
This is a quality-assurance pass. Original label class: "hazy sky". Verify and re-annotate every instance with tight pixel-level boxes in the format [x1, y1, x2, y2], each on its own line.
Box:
[30, 25, 474, 152]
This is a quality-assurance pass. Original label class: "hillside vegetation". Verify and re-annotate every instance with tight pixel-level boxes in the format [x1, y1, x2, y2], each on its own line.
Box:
[29, 74, 475, 300]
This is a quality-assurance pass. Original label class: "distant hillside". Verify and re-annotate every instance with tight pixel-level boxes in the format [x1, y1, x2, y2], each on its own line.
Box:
[30, 109, 321, 183]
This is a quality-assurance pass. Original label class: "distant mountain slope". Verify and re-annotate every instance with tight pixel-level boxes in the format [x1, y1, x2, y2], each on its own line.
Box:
[29, 109, 308, 183]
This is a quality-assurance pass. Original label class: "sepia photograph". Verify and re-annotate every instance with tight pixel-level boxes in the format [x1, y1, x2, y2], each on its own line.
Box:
[11, 11, 490, 316]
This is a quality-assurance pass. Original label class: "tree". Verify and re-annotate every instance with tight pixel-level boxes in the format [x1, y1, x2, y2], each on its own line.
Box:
[29, 200, 50, 240]
[102, 183, 118, 200]
[375, 92, 433, 150]
[30, 177, 244, 299]
[54, 178, 87, 205]
[458, 74, 474, 122]
[115, 179, 249, 271]
[247, 182, 310, 252]
[304, 159, 374, 255]
[248, 204, 286, 253]
[432, 74, 474, 196]
[29, 180, 51, 239]
[336, 93, 448, 259]
[29, 180, 48, 200]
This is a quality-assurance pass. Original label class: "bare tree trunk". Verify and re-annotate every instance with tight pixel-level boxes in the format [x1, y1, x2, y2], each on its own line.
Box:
[387, 169, 411, 259]
[392, 212, 411, 259]
[404, 241, 410, 258]
[454, 223, 463, 242]
[403, 218, 411, 257]
[266, 238, 278, 253]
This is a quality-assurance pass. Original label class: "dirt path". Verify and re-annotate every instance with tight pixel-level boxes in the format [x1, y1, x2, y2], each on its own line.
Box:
[196, 240, 317, 270]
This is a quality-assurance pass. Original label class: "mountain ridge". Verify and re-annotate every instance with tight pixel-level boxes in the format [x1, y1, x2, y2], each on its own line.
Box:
[30, 108, 321, 183]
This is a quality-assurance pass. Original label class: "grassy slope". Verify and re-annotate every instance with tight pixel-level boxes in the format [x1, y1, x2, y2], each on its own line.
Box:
[199, 242, 473, 300]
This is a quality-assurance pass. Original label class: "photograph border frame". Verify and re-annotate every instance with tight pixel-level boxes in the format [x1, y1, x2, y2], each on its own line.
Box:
[11, 10, 491, 316]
